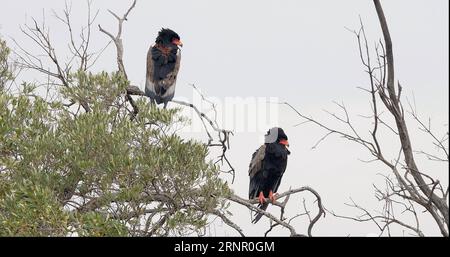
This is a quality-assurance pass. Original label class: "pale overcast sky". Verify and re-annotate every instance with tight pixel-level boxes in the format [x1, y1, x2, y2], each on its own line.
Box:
[1, 0, 448, 236]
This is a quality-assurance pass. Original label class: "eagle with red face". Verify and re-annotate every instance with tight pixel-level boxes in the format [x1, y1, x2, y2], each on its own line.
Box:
[248, 127, 290, 223]
[145, 28, 183, 108]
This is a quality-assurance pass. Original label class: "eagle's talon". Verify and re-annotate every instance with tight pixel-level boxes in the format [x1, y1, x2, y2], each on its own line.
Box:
[258, 191, 266, 205]
[269, 191, 277, 203]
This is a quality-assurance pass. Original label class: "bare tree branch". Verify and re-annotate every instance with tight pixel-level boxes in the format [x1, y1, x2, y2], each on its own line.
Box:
[209, 209, 245, 237]
[278, 1, 448, 236]
[228, 186, 325, 237]
[373, 0, 448, 235]
[98, 0, 138, 118]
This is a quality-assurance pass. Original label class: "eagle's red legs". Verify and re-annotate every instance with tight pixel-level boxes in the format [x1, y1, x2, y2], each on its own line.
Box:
[258, 192, 266, 204]
[269, 190, 277, 203]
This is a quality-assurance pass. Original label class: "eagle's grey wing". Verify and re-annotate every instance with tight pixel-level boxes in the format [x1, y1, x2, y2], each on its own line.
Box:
[248, 144, 268, 223]
[145, 46, 157, 96]
[249, 144, 266, 200]
[248, 144, 266, 179]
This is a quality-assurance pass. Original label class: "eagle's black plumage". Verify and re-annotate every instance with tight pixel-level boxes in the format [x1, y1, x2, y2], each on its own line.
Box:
[248, 127, 290, 223]
[145, 28, 182, 108]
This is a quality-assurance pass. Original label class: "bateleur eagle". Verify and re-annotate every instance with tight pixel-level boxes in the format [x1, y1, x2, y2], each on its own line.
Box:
[145, 28, 183, 108]
[248, 127, 290, 224]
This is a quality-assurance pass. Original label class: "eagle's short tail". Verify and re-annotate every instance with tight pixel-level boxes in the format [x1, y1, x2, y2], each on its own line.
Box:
[252, 202, 269, 224]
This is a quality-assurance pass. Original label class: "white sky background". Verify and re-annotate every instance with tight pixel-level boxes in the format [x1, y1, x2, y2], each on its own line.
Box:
[0, 0, 448, 236]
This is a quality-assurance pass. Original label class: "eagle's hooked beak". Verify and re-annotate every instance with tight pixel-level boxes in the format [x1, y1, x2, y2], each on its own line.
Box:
[279, 139, 289, 148]
[173, 39, 183, 48]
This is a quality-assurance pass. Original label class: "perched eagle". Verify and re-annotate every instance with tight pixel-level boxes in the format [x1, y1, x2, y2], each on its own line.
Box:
[248, 127, 290, 223]
[145, 28, 183, 108]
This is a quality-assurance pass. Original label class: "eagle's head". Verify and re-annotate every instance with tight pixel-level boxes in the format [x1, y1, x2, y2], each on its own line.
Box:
[156, 28, 183, 48]
[264, 127, 289, 148]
